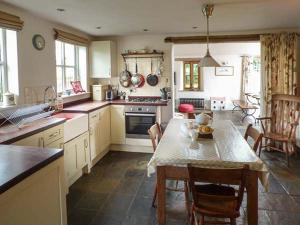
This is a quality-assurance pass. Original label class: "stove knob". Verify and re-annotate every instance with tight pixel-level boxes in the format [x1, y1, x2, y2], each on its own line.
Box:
[146, 108, 149, 112]
[130, 108, 133, 111]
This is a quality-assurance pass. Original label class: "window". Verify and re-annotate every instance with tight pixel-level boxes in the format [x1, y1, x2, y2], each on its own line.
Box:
[55, 40, 87, 94]
[246, 57, 261, 94]
[183, 61, 200, 90]
[0, 28, 18, 102]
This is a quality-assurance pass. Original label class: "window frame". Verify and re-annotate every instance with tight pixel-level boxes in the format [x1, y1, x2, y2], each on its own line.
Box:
[55, 40, 85, 94]
[183, 61, 201, 91]
[0, 28, 9, 102]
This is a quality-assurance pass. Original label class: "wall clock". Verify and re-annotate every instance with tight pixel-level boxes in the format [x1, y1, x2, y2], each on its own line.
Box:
[32, 34, 45, 50]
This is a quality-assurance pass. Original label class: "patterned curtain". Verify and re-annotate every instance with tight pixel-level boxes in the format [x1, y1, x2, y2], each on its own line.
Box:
[261, 33, 298, 116]
[240, 56, 251, 101]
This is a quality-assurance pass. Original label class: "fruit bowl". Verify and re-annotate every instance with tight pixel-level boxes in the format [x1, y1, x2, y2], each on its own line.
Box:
[195, 125, 214, 139]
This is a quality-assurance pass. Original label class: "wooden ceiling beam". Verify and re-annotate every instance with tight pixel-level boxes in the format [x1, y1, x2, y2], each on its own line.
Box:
[165, 34, 261, 44]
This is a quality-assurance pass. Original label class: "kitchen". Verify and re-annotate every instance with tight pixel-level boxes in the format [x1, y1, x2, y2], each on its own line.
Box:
[1, 1, 300, 225]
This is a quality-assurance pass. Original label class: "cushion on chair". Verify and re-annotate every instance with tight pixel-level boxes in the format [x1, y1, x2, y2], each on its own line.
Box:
[178, 104, 194, 113]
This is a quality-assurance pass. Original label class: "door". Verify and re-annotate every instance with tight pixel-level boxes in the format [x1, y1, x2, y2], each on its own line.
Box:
[90, 41, 111, 78]
[89, 110, 101, 161]
[101, 106, 111, 150]
[111, 105, 125, 144]
[76, 132, 89, 169]
[64, 140, 77, 180]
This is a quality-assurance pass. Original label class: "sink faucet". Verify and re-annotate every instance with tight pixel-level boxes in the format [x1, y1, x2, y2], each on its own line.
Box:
[43, 85, 57, 110]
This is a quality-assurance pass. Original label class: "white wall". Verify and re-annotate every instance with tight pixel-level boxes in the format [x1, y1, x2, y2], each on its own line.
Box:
[174, 42, 260, 109]
[0, 2, 91, 104]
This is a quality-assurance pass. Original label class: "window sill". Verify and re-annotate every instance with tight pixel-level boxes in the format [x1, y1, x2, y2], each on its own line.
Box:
[62, 92, 91, 104]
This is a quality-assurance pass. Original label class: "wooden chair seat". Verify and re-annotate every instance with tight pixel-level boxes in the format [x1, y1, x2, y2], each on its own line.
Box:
[193, 184, 239, 218]
[263, 132, 291, 142]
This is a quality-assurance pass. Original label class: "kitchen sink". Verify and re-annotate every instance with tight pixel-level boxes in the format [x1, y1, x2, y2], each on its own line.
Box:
[52, 112, 88, 142]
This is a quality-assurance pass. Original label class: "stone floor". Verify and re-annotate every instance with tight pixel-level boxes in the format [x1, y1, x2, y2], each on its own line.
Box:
[67, 111, 300, 225]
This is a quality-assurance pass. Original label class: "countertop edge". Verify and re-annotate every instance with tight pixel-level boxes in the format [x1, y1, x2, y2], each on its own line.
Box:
[0, 149, 64, 194]
[1, 118, 66, 145]
[63, 100, 168, 113]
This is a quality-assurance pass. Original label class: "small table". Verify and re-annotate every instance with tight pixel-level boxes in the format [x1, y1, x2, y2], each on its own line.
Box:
[148, 119, 268, 225]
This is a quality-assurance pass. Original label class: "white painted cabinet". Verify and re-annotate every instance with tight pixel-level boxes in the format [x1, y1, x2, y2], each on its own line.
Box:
[64, 132, 89, 187]
[13, 125, 64, 148]
[13, 132, 43, 147]
[89, 106, 111, 162]
[110, 105, 125, 144]
[89, 41, 117, 78]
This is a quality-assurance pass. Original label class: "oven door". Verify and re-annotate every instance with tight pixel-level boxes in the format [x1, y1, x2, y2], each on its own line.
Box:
[125, 113, 156, 139]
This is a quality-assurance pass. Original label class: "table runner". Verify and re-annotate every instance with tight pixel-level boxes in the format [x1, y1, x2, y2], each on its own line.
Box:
[147, 119, 269, 188]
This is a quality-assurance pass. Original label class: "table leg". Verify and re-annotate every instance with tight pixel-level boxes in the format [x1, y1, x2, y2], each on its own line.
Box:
[157, 166, 166, 225]
[246, 171, 258, 225]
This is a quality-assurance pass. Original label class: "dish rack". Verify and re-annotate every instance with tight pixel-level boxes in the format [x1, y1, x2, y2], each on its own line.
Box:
[0, 103, 54, 129]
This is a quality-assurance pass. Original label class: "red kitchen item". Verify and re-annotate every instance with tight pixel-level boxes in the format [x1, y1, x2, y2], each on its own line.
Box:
[178, 104, 194, 113]
[137, 74, 145, 88]
[71, 81, 85, 94]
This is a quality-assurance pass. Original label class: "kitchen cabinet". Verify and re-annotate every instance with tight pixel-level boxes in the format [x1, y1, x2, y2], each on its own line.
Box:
[0, 157, 67, 225]
[110, 105, 125, 144]
[64, 132, 89, 186]
[13, 132, 43, 147]
[89, 41, 117, 78]
[89, 106, 111, 162]
[13, 125, 64, 148]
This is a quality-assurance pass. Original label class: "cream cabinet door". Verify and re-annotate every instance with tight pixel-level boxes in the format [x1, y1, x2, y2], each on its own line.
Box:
[13, 132, 43, 147]
[110, 105, 125, 144]
[89, 110, 101, 161]
[99, 106, 111, 151]
[76, 132, 89, 169]
[89, 41, 116, 78]
[64, 141, 77, 180]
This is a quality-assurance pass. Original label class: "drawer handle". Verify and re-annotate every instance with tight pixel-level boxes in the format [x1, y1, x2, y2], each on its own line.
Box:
[49, 131, 59, 139]
[84, 139, 88, 148]
[92, 115, 97, 119]
[89, 127, 93, 135]
[39, 137, 45, 148]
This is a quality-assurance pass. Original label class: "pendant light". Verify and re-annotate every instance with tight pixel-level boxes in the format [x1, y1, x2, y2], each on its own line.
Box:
[199, 4, 220, 67]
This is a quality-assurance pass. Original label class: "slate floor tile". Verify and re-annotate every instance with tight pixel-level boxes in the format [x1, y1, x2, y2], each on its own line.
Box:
[68, 208, 97, 225]
[100, 192, 134, 216]
[75, 192, 107, 211]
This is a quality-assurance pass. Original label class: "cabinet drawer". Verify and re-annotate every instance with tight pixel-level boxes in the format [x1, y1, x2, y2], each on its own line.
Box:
[43, 125, 64, 146]
[89, 110, 100, 124]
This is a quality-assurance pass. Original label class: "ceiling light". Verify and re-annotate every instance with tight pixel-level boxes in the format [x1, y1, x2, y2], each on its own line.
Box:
[56, 8, 65, 12]
[143, 29, 149, 32]
[198, 4, 220, 68]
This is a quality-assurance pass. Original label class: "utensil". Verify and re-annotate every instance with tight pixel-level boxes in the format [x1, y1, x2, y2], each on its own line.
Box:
[146, 59, 159, 86]
[119, 61, 132, 87]
[131, 58, 144, 88]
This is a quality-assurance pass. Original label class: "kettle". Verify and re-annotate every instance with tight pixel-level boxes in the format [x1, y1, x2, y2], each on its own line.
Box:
[195, 113, 212, 125]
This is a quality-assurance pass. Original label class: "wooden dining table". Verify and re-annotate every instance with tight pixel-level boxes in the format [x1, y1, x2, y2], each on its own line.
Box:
[147, 118, 268, 225]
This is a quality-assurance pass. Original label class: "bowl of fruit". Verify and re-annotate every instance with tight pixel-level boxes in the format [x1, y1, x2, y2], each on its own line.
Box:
[196, 125, 214, 139]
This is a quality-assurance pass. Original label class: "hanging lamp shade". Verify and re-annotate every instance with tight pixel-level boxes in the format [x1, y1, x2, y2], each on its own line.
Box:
[199, 50, 220, 67]
[199, 4, 220, 68]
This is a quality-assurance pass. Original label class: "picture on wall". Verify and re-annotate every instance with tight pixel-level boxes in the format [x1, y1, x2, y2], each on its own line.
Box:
[215, 66, 234, 76]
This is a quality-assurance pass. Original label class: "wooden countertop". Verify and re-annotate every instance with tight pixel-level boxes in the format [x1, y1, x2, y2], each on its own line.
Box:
[0, 145, 63, 194]
[0, 117, 66, 144]
[63, 99, 168, 113]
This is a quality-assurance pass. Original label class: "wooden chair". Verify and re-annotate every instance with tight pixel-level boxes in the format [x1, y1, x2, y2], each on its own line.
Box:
[148, 123, 189, 212]
[244, 124, 263, 156]
[257, 94, 300, 167]
[187, 164, 249, 225]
